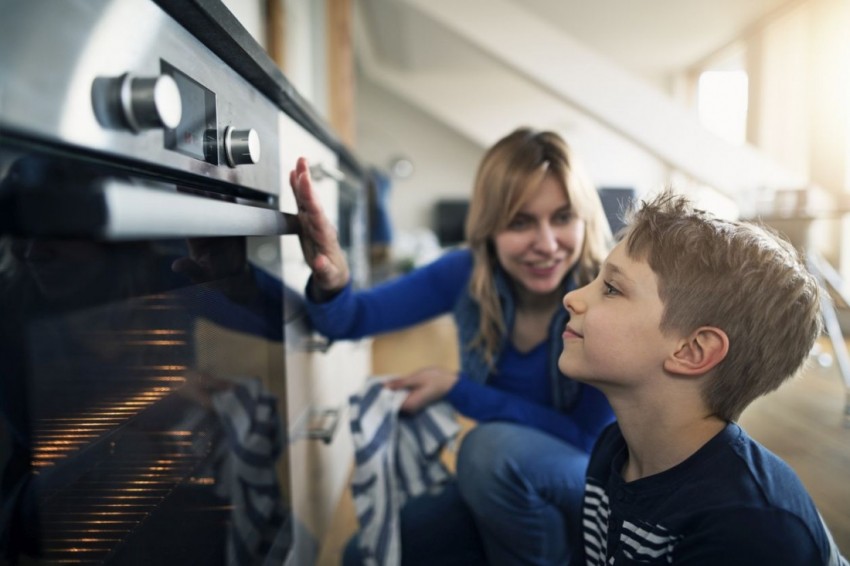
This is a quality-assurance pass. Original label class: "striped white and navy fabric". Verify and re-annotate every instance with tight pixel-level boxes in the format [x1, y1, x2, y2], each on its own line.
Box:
[348, 377, 460, 566]
[582, 482, 681, 565]
[211, 377, 288, 566]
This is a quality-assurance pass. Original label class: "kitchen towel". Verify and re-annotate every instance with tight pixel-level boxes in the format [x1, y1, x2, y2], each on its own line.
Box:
[348, 377, 459, 566]
[211, 377, 288, 566]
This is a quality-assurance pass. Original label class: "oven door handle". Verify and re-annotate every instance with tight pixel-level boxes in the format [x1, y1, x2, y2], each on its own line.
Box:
[7, 178, 302, 240]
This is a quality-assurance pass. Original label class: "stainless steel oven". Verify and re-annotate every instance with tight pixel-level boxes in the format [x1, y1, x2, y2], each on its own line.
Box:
[0, 1, 312, 563]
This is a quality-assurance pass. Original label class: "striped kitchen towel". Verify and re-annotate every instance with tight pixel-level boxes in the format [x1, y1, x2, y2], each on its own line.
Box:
[211, 377, 288, 566]
[348, 377, 460, 566]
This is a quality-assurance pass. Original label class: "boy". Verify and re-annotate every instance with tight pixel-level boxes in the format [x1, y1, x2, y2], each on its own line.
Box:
[561, 192, 847, 565]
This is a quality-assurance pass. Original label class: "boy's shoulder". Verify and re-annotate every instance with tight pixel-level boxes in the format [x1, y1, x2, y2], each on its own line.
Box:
[589, 422, 810, 505]
[583, 422, 838, 565]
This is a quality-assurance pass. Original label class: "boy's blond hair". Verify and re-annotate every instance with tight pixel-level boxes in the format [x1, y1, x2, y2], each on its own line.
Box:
[622, 191, 822, 421]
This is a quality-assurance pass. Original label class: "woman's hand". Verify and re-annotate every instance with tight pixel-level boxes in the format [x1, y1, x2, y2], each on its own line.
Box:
[289, 157, 350, 297]
[385, 367, 459, 413]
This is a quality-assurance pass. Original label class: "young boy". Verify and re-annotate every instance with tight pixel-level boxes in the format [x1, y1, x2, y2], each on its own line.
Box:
[561, 192, 848, 565]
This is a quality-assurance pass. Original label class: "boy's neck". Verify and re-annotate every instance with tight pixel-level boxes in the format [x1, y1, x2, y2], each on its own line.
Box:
[607, 387, 727, 482]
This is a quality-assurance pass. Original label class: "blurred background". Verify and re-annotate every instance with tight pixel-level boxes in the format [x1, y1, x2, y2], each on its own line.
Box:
[227, 0, 849, 280]
[220, 1, 850, 559]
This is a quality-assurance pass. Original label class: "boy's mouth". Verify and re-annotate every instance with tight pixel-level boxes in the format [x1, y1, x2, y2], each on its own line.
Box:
[563, 325, 583, 339]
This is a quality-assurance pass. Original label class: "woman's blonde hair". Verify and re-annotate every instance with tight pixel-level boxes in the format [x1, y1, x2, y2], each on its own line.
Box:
[464, 128, 611, 366]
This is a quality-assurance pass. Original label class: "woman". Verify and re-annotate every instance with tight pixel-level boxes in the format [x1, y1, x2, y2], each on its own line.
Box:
[290, 128, 615, 565]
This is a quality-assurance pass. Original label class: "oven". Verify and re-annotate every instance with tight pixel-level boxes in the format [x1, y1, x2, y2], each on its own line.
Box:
[0, 1, 315, 563]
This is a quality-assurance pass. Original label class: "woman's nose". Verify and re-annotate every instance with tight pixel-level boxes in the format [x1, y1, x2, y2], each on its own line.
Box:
[534, 223, 558, 253]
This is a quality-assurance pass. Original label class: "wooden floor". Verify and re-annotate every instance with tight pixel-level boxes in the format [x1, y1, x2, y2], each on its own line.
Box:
[317, 318, 850, 564]
[738, 339, 850, 554]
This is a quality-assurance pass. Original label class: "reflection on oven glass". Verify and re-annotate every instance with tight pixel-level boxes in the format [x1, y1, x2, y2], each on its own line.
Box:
[0, 154, 292, 564]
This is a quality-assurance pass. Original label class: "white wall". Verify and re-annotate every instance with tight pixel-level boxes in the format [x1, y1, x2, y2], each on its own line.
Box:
[743, 0, 850, 268]
[223, 0, 680, 239]
[355, 75, 483, 231]
[222, 0, 266, 46]
[281, 0, 329, 116]
[220, 0, 668, 237]
[355, 73, 669, 235]
[222, 0, 330, 120]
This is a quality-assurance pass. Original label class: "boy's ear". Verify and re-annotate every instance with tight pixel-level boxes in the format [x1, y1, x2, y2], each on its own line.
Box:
[664, 326, 729, 376]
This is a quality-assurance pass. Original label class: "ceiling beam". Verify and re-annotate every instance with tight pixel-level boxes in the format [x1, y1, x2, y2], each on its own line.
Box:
[394, 0, 804, 196]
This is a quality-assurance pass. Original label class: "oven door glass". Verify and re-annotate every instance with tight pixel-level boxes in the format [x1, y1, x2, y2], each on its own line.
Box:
[0, 150, 292, 564]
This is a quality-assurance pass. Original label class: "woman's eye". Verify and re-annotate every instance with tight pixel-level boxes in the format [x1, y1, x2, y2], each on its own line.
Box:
[507, 217, 530, 230]
[554, 211, 576, 224]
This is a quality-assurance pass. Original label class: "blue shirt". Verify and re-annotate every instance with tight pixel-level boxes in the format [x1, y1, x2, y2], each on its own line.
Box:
[304, 248, 614, 453]
[576, 422, 848, 565]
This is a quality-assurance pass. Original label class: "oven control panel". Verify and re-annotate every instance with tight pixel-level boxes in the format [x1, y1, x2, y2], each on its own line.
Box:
[96, 62, 263, 169]
[0, 0, 280, 195]
[114, 73, 183, 132]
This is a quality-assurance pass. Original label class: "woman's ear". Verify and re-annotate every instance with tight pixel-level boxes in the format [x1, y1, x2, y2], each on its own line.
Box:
[664, 326, 729, 376]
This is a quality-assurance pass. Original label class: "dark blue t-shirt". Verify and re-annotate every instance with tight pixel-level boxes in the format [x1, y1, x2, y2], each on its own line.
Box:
[576, 422, 847, 565]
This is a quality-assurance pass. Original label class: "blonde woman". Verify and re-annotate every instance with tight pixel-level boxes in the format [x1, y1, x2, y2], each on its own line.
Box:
[291, 128, 615, 565]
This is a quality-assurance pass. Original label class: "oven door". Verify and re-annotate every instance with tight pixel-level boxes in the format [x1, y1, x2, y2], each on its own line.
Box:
[0, 146, 297, 564]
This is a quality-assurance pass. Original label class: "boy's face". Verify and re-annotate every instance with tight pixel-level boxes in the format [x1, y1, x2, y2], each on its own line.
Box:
[559, 242, 678, 387]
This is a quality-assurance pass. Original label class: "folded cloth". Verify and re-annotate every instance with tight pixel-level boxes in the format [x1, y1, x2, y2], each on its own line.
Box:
[348, 377, 460, 566]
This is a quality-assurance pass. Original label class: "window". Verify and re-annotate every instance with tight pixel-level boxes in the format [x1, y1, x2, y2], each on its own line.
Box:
[697, 69, 749, 145]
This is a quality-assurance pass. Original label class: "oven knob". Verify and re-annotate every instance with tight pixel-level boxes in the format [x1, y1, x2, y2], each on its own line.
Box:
[119, 73, 182, 132]
[224, 127, 261, 167]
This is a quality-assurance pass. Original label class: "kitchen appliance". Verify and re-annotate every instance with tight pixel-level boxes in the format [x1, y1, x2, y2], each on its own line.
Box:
[0, 1, 365, 563]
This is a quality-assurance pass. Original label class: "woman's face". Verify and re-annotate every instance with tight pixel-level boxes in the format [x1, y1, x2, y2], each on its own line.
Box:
[493, 174, 585, 299]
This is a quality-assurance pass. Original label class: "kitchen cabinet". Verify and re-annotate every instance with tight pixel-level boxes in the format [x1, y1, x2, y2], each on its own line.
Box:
[278, 111, 372, 566]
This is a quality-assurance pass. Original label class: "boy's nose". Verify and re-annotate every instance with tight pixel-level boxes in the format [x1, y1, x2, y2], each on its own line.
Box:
[563, 288, 584, 313]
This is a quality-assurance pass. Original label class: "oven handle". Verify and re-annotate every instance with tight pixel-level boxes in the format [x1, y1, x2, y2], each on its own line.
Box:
[101, 181, 302, 239]
[9, 178, 302, 240]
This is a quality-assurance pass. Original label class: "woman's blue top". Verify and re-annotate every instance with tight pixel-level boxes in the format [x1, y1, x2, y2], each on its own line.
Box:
[304, 248, 614, 453]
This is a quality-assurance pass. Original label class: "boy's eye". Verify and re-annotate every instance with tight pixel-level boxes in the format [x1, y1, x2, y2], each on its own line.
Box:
[603, 281, 620, 296]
